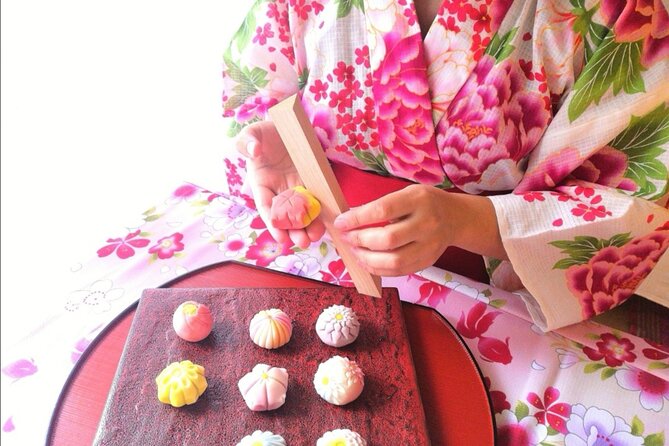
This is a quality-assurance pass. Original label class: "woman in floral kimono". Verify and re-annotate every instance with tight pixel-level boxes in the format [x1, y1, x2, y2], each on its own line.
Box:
[1, 1, 667, 445]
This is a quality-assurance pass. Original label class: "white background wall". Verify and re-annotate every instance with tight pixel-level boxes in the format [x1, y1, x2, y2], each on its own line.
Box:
[1, 1, 247, 351]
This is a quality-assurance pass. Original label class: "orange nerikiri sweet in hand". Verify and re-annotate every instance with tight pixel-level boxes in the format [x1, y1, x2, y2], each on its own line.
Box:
[270, 186, 321, 230]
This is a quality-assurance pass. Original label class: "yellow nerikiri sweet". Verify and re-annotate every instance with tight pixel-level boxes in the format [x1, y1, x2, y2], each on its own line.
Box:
[155, 360, 208, 407]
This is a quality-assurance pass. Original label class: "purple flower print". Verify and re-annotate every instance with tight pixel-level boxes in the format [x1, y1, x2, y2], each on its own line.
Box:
[565, 404, 643, 446]
[615, 368, 669, 412]
[1, 358, 37, 380]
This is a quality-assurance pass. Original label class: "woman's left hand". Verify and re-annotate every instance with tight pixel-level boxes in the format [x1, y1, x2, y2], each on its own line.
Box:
[333, 184, 454, 276]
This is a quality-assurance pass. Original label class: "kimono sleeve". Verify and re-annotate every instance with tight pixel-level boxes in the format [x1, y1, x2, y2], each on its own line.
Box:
[221, 0, 300, 137]
[488, 27, 669, 331]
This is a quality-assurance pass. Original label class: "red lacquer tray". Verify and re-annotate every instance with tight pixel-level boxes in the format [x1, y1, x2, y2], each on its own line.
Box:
[47, 261, 496, 445]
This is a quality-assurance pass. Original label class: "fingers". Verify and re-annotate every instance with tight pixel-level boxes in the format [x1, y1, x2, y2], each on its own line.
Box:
[350, 244, 433, 277]
[235, 126, 261, 159]
[334, 189, 411, 230]
[343, 219, 414, 251]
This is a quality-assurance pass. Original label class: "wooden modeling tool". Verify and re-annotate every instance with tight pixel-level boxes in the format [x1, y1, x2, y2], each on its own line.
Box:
[269, 94, 383, 298]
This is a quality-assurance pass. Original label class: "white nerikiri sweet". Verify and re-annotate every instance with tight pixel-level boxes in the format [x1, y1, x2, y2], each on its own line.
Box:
[315, 304, 360, 347]
[313, 355, 364, 405]
[236, 430, 286, 446]
[316, 429, 367, 446]
[249, 308, 292, 349]
[238, 364, 288, 411]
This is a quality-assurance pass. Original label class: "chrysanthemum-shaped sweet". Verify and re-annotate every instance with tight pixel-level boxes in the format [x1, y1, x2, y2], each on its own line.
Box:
[172, 301, 213, 342]
[314, 356, 364, 405]
[249, 308, 292, 349]
[316, 305, 360, 347]
[236, 430, 287, 446]
[270, 185, 321, 229]
[238, 364, 289, 411]
[155, 360, 207, 407]
[317, 429, 367, 446]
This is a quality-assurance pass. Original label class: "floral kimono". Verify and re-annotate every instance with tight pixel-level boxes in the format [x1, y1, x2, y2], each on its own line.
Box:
[2, 0, 668, 445]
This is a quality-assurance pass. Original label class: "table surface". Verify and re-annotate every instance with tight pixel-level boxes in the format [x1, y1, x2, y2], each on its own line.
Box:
[47, 261, 496, 445]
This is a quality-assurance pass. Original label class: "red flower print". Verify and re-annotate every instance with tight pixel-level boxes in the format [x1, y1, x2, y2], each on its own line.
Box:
[470, 33, 491, 61]
[567, 223, 669, 318]
[354, 45, 370, 68]
[523, 191, 545, 202]
[333, 61, 355, 82]
[97, 230, 150, 260]
[571, 203, 612, 221]
[309, 79, 329, 101]
[319, 259, 353, 287]
[643, 340, 669, 360]
[484, 376, 511, 413]
[574, 185, 595, 197]
[252, 23, 274, 45]
[527, 386, 571, 434]
[467, 3, 492, 33]
[583, 333, 637, 367]
[245, 230, 293, 267]
[148, 232, 185, 259]
[438, 15, 461, 32]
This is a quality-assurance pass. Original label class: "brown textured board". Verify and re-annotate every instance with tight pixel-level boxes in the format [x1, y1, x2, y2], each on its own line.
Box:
[269, 95, 383, 298]
[94, 287, 429, 446]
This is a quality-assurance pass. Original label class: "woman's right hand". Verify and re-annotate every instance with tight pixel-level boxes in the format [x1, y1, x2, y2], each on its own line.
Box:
[235, 120, 325, 249]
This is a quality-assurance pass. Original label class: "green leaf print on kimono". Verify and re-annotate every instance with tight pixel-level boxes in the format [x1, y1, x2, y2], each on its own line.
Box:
[552, 222, 669, 319]
[336, 0, 363, 18]
[607, 103, 669, 200]
[568, 33, 646, 121]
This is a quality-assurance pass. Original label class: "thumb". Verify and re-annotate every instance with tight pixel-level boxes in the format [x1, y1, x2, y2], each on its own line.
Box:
[235, 124, 263, 159]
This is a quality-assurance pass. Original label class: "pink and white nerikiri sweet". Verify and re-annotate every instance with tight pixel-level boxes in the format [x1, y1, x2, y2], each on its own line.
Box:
[238, 364, 288, 411]
[314, 355, 364, 405]
[316, 305, 360, 347]
[172, 301, 213, 342]
[249, 308, 292, 349]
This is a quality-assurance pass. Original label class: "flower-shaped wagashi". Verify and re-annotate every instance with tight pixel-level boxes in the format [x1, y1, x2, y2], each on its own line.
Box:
[238, 364, 288, 411]
[249, 308, 292, 349]
[317, 429, 367, 446]
[155, 360, 207, 407]
[172, 300, 213, 342]
[314, 356, 364, 405]
[236, 430, 287, 446]
[316, 305, 360, 347]
[270, 185, 321, 229]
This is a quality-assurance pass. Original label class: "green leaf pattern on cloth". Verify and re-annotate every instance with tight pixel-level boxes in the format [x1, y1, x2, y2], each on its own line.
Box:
[568, 33, 646, 122]
[336, 0, 364, 18]
[608, 103, 669, 200]
[484, 27, 518, 63]
[550, 233, 633, 269]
